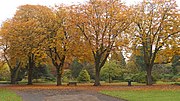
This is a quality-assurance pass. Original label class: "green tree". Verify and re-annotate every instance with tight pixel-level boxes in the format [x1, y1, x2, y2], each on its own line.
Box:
[111, 51, 126, 67]
[70, 59, 83, 78]
[32, 64, 53, 81]
[0, 63, 10, 81]
[130, 46, 146, 71]
[172, 55, 180, 74]
[82, 61, 95, 79]
[62, 69, 72, 83]
[77, 69, 90, 83]
[126, 61, 139, 74]
[101, 60, 121, 83]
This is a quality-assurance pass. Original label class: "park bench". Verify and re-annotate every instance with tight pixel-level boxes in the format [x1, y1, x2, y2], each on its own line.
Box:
[67, 81, 77, 86]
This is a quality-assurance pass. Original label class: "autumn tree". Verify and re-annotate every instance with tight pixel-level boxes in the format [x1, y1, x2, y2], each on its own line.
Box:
[0, 20, 25, 84]
[44, 6, 68, 86]
[44, 6, 88, 86]
[5, 5, 53, 85]
[71, 0, 132, 86]
[131, 0, 180, 85]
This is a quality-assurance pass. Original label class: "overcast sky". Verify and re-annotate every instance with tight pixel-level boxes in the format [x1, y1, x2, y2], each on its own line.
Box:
[0, 0, 179, 25]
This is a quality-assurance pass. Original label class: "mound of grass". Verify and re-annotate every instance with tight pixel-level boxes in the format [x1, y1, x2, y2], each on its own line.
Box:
[100, 90, 180, 101]
[0, 89, 22, 101]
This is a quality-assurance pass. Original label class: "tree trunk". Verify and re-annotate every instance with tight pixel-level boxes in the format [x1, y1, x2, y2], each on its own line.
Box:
[28, 55, 34, 85]
[93, 55, 102, 86]
[56, 68, 62, 86]
[94, 68, 101, 86]
[146, 66, 153, 85]
[93, 51, 109, 86]
[28, 64, 33, 85]
[10, 66, 20, 84]
[108, 73, 111, 83]
[10, 70, 17, 84]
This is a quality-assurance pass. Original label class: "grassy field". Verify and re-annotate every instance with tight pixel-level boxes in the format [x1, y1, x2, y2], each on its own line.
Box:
[101, 90, 180, 101]
[0, 89, 22, 101]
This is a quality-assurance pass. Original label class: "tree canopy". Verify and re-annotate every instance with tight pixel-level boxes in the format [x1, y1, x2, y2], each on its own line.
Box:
[0, 0, 179, 86]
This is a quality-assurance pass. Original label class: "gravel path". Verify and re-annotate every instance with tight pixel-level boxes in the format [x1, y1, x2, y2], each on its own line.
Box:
[15, 89, 125, 101]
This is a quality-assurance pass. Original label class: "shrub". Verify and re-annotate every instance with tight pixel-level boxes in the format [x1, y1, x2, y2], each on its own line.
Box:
[62, 70, 72, 83]
[70, 59, 83, 78]
[132, 72, 146, 83]
[171, 75, 180, 82]
[100, 60, 122, 83]
[33, 64, 54, 81]
[77, 69, 90, 83]
[45, 77, 55, 82]
[160, 74, 174, 82]
[0, 64, 10, 81]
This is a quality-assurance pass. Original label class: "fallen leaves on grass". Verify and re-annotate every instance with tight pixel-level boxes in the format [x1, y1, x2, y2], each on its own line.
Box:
[1, 84, 180, 92]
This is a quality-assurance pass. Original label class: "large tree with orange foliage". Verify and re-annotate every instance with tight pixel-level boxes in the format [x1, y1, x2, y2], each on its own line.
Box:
[71, 0, 132, 86]
[44, 5, 90, 86]
[44, 6, 71, 86]
[131, 0, 180, 85]
[0, 20, 25, 84]
[1, 5, 54, 85]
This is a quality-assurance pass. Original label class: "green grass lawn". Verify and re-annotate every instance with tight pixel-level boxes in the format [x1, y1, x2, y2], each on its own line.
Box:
[0, 89, 22, 101]
[100, 90, 180, 101]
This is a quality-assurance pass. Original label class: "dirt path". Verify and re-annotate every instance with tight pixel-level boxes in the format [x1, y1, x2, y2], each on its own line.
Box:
[15, 89, 124, 101]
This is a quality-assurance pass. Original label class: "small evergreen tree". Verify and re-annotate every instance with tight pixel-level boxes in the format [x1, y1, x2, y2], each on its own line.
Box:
[32, 64, 53, 81]
[77, 69, 90, 83]
[82, 62, 95, 79]
[62, 69, 72, 83]
[70, 59, 83, 78]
